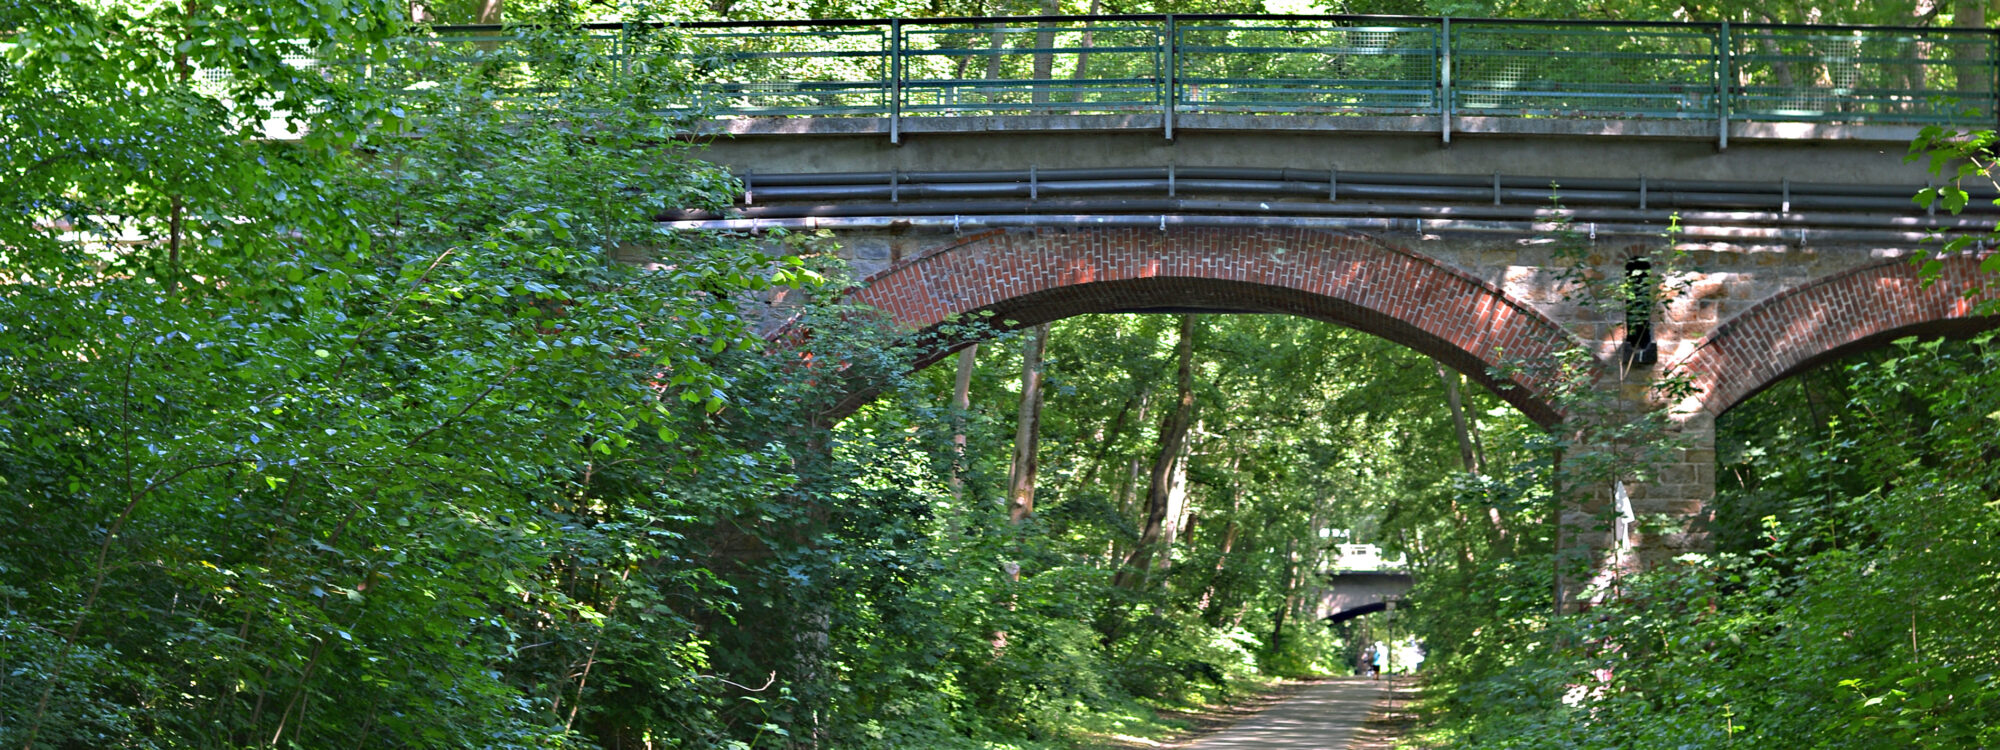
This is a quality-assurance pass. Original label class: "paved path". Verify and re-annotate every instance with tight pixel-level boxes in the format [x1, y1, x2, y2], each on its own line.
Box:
[1181, 677, 1386, 750]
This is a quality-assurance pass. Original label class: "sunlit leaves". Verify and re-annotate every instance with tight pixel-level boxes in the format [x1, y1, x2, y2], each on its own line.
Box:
[0, 2, 813, 746]
[1424, 335, 2000, 749]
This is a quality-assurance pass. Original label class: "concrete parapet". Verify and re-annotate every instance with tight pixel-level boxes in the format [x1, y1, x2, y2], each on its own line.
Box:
[695, 113, 1923, 146]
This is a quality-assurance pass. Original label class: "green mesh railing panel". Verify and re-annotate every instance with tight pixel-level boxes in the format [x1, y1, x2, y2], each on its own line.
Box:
[192, 48, 341, 136]
[1731, 27, 1996, 125]
[1452, 23, 1718, 119]
[681, 27, 891, 116]
[373, 30, 628, 107]
[899, 22, 1162, 114]
[192, 50, 334, 104]
[363, 17, 2000, 129]
[1176, 21, 1437, 114]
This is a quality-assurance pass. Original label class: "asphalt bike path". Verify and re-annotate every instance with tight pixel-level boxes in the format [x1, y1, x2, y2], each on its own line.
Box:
[1180, 676, 1387, 750]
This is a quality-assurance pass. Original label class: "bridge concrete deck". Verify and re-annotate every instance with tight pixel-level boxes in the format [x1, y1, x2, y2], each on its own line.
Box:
[691, 114, 1933, 187]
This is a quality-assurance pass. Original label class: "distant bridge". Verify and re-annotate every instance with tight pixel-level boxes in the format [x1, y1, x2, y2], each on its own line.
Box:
[1317, 545, 1413, 623]
[1318, 570, 1414, 624]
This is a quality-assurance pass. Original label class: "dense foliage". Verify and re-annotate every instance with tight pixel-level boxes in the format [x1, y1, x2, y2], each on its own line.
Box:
[8, 0, 2000, 748]
[784, 310, 1522, 747]
[1404, 334, 2000, 750]
[0, 1, 830, 745]
[0, 1, 1498, 747]
[1388, 15, 2000, 742]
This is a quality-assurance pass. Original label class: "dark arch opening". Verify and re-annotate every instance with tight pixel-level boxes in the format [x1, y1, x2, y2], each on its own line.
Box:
[1323, 601, 1390, 624]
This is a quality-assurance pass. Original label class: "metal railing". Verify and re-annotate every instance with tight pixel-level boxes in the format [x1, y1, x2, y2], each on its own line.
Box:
[402, 14, 2000, 142]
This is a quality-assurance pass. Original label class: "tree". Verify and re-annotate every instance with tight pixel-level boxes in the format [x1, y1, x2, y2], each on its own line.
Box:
[1006, 325, 1049, 526]
[949, 344, 979, 499]
[1, 4, 819, 745]
[1115, 314, 1200, 589]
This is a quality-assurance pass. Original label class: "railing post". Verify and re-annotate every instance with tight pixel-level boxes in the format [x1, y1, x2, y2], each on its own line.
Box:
[1164, 14, 1177, 141]
[1717, 20, 1730, 151]
[890, 18, 903, 145]
[618, 21, 629, 79]
[1440, 17, 1452, 146]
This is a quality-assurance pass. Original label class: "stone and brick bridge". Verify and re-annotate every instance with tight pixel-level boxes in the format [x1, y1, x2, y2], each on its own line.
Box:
[450, 14, 2000, 593]
[1319, 545, 1414, 624]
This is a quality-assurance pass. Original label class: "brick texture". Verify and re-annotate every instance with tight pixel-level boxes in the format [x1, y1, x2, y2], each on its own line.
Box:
[1687, 256, 2000, 416]
[820, 227, 1998, 580]
[850, 227, 1579, 425]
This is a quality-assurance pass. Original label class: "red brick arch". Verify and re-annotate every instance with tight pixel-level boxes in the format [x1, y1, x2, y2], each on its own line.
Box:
[850, 227, 1578, 425]
[1687, 256, 2000, 417]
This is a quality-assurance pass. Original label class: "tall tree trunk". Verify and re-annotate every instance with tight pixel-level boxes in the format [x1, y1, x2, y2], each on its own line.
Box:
[1755, 18, 1795, 90]
[1904, 4, 1941, 117]
[1435, 360, 1479, 474]
[1007, 326, 1048, 526]
[1959, 0, 1989, 30]
[950, 344, 979, 502]
[1115, 314, 1199, 589]
[1436, 360, 1505, 554]
[1550, 445, 1570, 617]
[1198, 457, 1241, 621]
[168, 9, 191, 293]
[1155, 437, 1191, 573]
[1109, 388, 1153, 566]
[1232, 513, 1276, 630]
[1198, 518, 1237, 620]
[1071, 0, 1101, 89]
[984, 11, 1008, 84]
[996, 329, 1045, 654]
[1437, 361, 1508, 546]
[1079, 378, 1146, 496]
[1471, 412, 1488, 477]
[1957, 0, 1991, 101]
[1798, 369, 1833, 441]
[1270, 535, 1298, 650]
[1030, 0, 1060, 104]
[467, 0, 503, 55]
